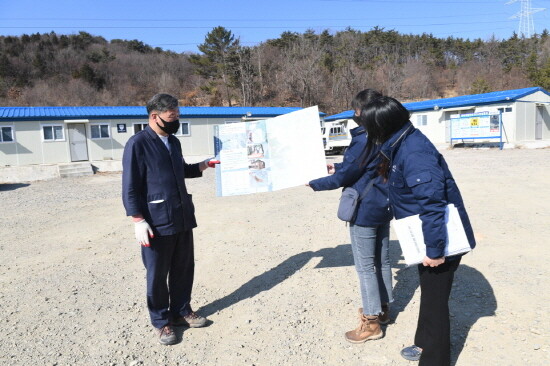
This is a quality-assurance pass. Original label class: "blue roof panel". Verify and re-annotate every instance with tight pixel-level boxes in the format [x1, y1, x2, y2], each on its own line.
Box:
[0, 106, 147, 119]
[0, 106, 324, 120]
[404, 87, 548, 112]
[324, 87, 548, 121]
[324, 110, 355, 121]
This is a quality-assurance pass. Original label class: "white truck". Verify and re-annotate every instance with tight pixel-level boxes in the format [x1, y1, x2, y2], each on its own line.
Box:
[321, 118, 358, 154]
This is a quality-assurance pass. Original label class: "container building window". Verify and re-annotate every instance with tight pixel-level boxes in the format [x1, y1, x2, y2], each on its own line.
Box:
[0, 126, 14, 142]
[133, 123, 148, 134]
[175, 122, 190, 136]
[416, 115, 428, 126]
[91, 124, 110, 139]
[43, 125, 65, 141]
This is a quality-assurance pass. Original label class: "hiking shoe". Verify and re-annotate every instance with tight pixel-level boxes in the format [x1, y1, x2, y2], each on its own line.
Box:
[172, 311, 208, 328]
[158, 325, 177, 345]
[401, 345, 422, 361]
[345, 309, 383, 344]
[379, 304, 390, 325]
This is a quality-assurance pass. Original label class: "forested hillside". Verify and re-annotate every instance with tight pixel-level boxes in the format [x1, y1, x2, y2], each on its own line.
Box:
[1, 28, 550, 114]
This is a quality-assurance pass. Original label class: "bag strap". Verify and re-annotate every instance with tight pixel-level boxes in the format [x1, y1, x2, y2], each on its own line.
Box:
[358, 178, 375, 201]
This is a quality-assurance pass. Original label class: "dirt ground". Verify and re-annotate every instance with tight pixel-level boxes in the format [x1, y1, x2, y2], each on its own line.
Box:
[0, 148, 549, 366]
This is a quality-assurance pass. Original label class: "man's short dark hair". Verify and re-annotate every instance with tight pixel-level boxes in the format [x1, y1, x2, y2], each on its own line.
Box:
[146, 94, 179, 115]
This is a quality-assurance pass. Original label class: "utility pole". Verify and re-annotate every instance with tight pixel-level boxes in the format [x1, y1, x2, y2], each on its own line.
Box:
[507, 0, 545, 38]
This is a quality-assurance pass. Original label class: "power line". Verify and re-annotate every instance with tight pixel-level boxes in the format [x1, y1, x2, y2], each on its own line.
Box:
[320, 0, 524, 3]
[0, 13, 510, 22]
[0, 20, 517, 30]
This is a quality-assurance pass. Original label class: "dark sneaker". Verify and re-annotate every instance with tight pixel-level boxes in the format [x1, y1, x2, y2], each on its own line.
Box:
[379, 304, 390, 325]
[401, 345, 422, 361]
[172, 311, 208, 328]
[158, 325, 177, 345]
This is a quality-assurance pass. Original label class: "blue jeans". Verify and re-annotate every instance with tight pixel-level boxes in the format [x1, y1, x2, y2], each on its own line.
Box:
[349, 222, 393, 316]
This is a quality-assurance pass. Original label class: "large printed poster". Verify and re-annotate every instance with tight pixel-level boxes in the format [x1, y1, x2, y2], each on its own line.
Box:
[450, 112, 501, 140]
[214, 106, 326, 196]
[392, 204, 472, 266]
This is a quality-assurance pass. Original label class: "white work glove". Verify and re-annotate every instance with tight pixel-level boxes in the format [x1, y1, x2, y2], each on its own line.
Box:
[134, 219, 154, 247]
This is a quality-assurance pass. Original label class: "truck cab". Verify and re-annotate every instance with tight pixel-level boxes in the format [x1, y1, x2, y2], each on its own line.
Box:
[321, 119, 358, 154]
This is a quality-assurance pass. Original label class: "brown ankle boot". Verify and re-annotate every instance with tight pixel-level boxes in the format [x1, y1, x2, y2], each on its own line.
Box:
[379, 303, 390, 325]
[345, 309, 383, 344]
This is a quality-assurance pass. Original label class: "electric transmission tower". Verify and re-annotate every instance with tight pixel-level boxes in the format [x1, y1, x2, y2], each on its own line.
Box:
[506, 0, 546, 38]
[507, 0, 545, 38]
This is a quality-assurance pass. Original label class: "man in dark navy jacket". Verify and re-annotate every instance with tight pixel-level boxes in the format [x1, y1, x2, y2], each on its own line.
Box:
[122, 93, 217, 345]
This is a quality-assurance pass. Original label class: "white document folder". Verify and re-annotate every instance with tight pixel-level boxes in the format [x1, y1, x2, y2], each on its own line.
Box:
[392, 204, 472, 266]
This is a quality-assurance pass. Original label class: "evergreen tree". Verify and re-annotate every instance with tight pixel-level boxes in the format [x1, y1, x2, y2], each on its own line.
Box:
[533, 59, 550, 89]
[527, 52, 540, 85]
[190, 26, 240, 106]
[470, 78, 491, 94]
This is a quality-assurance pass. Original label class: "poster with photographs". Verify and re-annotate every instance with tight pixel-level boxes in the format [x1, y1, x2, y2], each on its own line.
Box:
[214, 107, 326, 196]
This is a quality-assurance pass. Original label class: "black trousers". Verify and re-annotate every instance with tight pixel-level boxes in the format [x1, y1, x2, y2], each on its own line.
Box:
[415, 257, 461, 366]
[141, 230, 195, 328]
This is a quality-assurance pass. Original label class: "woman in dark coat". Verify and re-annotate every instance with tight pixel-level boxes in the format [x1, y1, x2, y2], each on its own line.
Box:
[309, 89, 393, 343]
[355, 96, 476, 365]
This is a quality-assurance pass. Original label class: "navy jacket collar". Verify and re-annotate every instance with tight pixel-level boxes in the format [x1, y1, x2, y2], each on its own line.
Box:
[145, 125, 178, 145]
[144, 125, 158, 139]
[144, 125, 175, 157]
[379, 121, 414, 161]
[350, 126, 365, 137]
[144, 125, 176, 143]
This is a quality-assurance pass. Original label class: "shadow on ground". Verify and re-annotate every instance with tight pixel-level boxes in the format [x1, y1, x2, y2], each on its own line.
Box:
[200, 241, 496, 365]
[199, 244, 353, 318]
[389, 240, 497, 365]
[0, 183, 30, 191]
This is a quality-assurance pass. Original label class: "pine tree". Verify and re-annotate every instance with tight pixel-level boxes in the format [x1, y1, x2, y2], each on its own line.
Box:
[190, 26, 240, 106]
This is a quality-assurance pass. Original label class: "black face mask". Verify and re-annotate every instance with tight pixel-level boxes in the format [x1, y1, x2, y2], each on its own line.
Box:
[352, 115, 362, 125]
[156, 115, 180, 135]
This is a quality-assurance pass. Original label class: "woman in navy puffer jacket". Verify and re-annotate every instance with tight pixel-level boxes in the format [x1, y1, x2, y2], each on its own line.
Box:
[356, 95, 476, 366]
[309, 89, 393, 344]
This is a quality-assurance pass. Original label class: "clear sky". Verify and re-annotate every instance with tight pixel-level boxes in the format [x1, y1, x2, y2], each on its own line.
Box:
[1, 0, 550, 53]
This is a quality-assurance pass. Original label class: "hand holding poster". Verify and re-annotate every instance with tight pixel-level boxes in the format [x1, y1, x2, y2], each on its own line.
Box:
[214, 106, 327, 196]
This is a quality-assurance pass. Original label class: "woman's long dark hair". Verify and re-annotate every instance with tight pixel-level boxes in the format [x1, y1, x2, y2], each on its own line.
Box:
[355, 96, 410, 179]
[350, 89, 383, 164]
[351, 89, 383, 114]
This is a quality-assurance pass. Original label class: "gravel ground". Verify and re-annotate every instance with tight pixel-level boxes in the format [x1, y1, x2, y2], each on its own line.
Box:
[0, 148, 549, 366]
